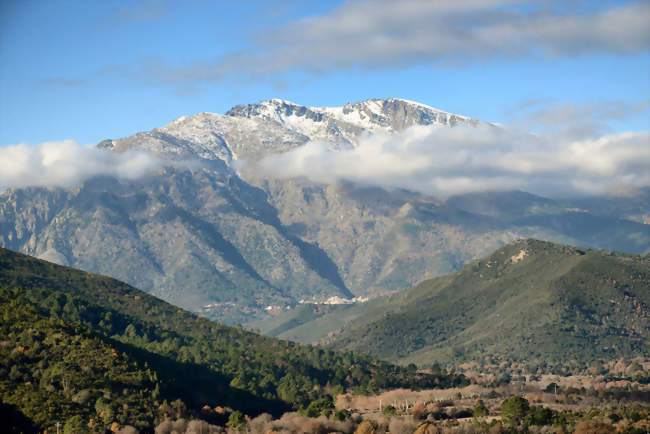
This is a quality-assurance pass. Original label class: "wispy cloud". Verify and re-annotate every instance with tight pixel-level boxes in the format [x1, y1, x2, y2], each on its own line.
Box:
[255, 124, 650, 198]
[0, 140, 164, 191]
[532, 102, 648, 126]
[118, 0, 650, 85]
[505, 99, 650, 138]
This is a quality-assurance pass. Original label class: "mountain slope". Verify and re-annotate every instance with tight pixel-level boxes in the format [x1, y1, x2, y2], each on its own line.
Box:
[254, 178, 650, 297]
[0, 167, 353, 323]
[0, 247, 458, 431]
[262, 239, 649, 366]
[333, 239, 650, 364]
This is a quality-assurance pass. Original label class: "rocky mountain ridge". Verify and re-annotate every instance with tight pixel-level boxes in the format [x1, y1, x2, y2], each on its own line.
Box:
[98, 98, 481, 163]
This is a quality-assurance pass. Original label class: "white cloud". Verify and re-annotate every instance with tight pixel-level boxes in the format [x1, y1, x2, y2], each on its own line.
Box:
[115, 0, 650, 84]
[266, 0, 650, 71]
[255, 124, 650, 198]
[0, 140, 164, 191]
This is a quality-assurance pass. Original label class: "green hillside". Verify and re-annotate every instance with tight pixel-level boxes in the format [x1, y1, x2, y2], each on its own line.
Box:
[0, 287, 162, 431]
[0, 248, 465, 432]
[320, 239, 649, 365]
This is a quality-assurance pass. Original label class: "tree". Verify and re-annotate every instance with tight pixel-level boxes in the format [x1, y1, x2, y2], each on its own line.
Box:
[124, 323, 138, 338]
[545, 382, 559, 394]
[500, 395, 529, 426]
[226, 410, 246, 432]
[331, 384, 344, 398]
[473, 400, 488, 417]
[63, 415, 85, 434]
[304, 396, 334, 418]
[527, 406, 554, 426]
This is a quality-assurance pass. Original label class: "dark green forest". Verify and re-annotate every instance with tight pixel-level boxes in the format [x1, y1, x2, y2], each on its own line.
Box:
[0, 248, 467, 432]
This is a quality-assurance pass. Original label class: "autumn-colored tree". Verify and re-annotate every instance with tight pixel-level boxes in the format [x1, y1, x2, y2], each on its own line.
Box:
[414, 422, 441, 434]
[354, 420, 376, 434]
[573, 420, 615, 434]
[411, 402, 427, 420]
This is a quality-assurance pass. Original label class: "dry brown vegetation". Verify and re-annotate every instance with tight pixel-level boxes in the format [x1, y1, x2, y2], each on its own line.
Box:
[150, 359, 650, 433]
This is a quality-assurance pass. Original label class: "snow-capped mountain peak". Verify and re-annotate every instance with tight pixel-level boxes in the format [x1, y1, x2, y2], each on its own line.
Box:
[99, 98, 480, 164]
[316, 98, 475, 132]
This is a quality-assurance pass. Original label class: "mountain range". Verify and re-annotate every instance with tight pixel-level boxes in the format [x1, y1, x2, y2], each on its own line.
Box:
[1, 98, 648, 323]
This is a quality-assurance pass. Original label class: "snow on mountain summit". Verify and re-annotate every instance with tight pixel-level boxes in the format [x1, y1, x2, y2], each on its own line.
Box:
[228, 97, 475, 133]
[99, 98, 480, 164]
[316, 98, 475, 132]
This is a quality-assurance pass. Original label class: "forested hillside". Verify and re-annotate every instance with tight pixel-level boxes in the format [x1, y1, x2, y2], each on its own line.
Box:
[253, 239, 649, 367]
[0, 247, 466, 431]
[329, 239, 649, 365]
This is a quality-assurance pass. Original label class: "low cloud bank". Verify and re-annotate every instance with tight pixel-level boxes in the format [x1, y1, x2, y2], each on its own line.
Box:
[0, 140, 164, 191]
[257, 125, 650, 198]
[3, 126, 647, 199]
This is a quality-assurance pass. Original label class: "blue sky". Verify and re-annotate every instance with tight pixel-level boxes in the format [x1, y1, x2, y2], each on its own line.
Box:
[1, 0, 649, 146]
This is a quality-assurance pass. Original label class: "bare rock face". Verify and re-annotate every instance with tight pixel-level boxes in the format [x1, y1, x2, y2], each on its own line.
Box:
[2, 98, 649, 323]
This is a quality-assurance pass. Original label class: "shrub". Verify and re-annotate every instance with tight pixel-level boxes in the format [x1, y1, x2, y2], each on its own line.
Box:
[226, 411, 246, 432]
[573, 420, 615, 434]
[414, 422, 441, 434]
[300, 419, 326, 434]
[334, 409, 351, 421]
[248, 413, 272, 433]
[383, 404, 397, 417]
[389, 416, 419, 434]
